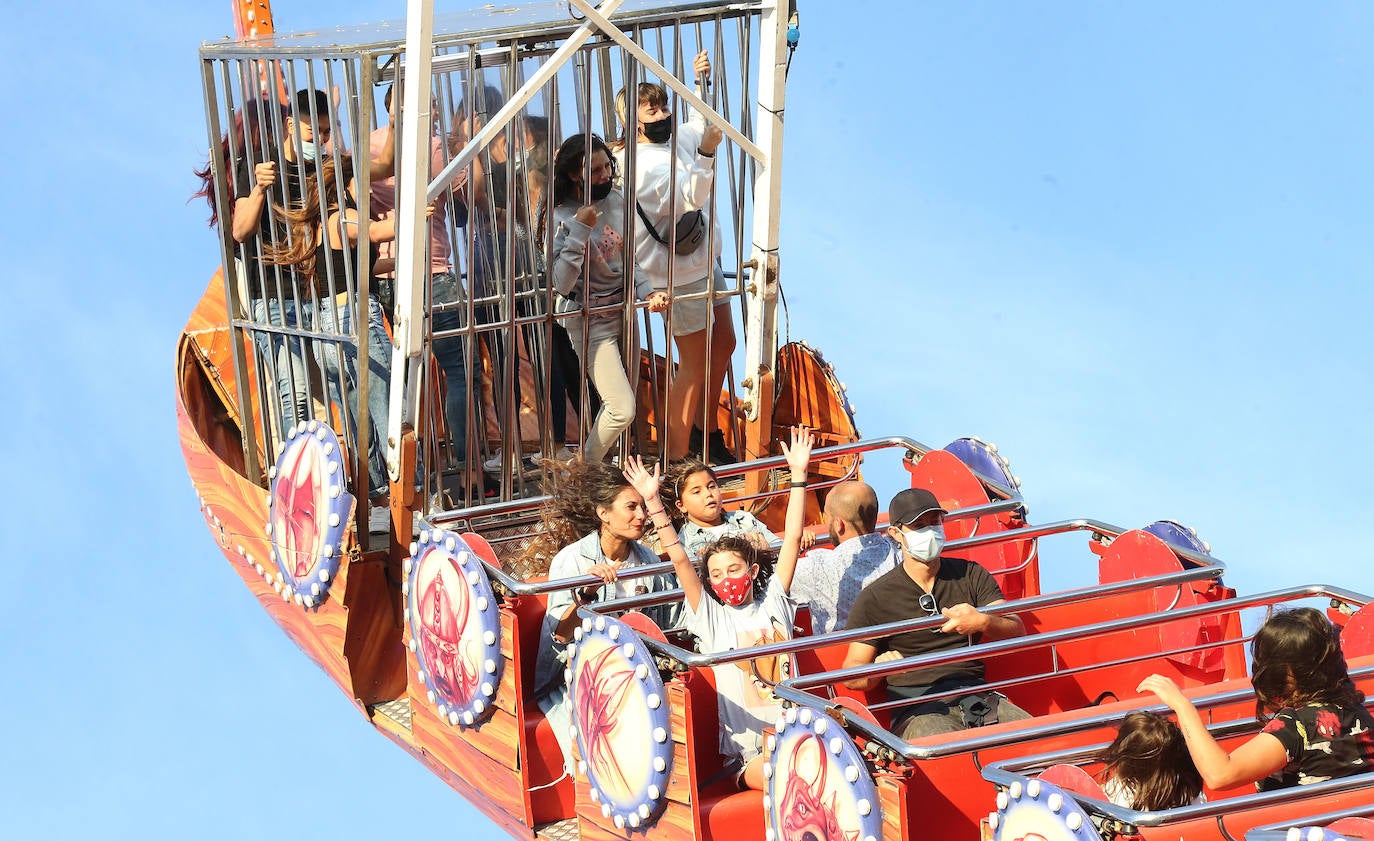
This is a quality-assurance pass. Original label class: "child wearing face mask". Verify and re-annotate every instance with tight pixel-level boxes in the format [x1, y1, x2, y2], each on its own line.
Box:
[541, 133, 670, 463]
[624, 426, 815, 790]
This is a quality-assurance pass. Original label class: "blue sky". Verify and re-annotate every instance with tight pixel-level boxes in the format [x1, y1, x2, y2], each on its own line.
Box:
[2, 1, 1371, 838]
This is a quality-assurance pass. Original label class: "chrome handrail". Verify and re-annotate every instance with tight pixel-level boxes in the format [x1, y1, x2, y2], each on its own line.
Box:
[980, 696, 1374, 828]
[768, 585, 1369, 760]
[1247, 803, 1374, 839]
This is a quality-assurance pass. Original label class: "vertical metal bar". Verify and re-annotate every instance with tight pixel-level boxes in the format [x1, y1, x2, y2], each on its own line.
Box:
[399, 5, 438, 508]
[743, 0, 789, 423]
[203, 56, 263, 483]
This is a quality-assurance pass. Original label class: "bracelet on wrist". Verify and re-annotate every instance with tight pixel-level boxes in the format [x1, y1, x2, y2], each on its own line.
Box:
[789, 479, 807, 488]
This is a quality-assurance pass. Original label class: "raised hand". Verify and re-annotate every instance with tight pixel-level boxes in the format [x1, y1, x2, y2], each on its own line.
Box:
[693, 50, 711, 80]
[1138, 673, 1188, 711]
[781, 425, 815, 475]
[254, 160, 277, 191]
[622, 455, 662, 505]
[574, 204, 598, 227]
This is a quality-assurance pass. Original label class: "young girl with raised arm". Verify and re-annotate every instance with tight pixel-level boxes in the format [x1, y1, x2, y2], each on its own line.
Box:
[1099, 711, 1205, 810]
[1139, 606, 1374, 792]
[623, 426, 815, 790]
[662, 458, 818, 561]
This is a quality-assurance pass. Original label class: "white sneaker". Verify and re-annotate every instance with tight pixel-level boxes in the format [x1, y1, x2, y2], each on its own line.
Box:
[369, 505, 391, 534]
[484, 449, 542, 474]
[529, 446, 576, 464]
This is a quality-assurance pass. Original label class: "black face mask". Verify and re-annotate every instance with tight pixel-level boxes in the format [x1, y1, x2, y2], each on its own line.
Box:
[642, 115, 673, 143]
[589, 179, 613, 201]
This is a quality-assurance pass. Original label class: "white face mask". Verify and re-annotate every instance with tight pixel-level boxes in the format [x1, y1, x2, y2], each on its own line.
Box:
[299, 139, 319, 163]
[903, 525, 945, 562]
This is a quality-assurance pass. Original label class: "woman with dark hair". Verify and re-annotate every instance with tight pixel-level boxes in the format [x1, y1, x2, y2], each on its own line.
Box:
[260, 154, 398, 508]
[528, 457, 679, 773]
[1099, 711, 1205, 810]
[192, 98, 289, 228]
[1140, 606, 1374, 792]
[539, 133, 668, 463]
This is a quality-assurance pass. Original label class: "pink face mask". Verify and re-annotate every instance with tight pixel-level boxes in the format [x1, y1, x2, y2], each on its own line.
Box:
[711, 573, 754, 607]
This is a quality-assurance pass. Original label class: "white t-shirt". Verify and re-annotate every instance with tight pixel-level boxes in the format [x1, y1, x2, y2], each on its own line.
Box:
[684, 575, 797, 760]
[1102, 776, 1207, 810]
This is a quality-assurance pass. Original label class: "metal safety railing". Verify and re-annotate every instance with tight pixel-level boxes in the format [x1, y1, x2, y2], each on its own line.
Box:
[771, 584, 1368, 763]
[980, 683, 1374, 830]
[199, 1, 797, 533]
[457, 435, 1023, 582]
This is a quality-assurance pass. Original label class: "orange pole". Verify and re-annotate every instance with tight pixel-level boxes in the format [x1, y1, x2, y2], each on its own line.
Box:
[232, 0, 275, 38]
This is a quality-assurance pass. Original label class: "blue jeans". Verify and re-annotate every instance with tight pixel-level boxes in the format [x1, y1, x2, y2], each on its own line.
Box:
[315, 294, 392, 498]
[250, 297, 311, 436]
[431, 272, 475, 461]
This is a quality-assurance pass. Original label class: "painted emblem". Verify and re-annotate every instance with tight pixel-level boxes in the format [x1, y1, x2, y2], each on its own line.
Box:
[404, 528, 504, 727]
[568, 615, 674, 830]
[989, 779, 1099, 841]
[265, 420, 354, 609]
[765, 706, 882, 841]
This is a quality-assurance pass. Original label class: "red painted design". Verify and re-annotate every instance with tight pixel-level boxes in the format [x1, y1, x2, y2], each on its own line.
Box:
[574, 643, 638, 800]
[419, 552, 481, 704]
[779, 734, 858, 841]
[271, 439, 324, 578]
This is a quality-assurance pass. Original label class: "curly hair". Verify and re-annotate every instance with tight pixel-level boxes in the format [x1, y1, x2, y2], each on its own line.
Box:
[1251, 606, 1364, 720]
[515, 457, 638, 575]
[1099, 711, 1202, 811]
[659, 458, 716, 528]
[696, 534, 776, 606]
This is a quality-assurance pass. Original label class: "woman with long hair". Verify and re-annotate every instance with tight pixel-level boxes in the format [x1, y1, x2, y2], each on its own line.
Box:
[528, 457, 679, 773]
[260, 154, 397, 507]
[539, 132, 668, 463]
[1140, 606, 1374, 791]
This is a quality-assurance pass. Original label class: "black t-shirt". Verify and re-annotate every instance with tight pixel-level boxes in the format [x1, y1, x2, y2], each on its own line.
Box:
[232, 154, 305, 297]
[845, 558, 1005, 690]
[1258, 702, 1374, 791]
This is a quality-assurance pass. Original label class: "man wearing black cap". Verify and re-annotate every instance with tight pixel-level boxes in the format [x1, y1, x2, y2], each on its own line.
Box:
[841, 487, 1029, 739]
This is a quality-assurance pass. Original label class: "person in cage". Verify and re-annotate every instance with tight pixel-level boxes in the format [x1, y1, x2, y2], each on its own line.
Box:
[540, 132, 668, 463]
[615, 50, 737, 467]
[258, 152, 404, 516]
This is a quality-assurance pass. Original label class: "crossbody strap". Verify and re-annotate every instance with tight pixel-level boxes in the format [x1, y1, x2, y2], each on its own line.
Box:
[635, 201, 669, 246]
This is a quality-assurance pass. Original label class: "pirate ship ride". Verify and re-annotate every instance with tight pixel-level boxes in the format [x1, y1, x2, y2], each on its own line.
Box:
[177, 2, 1374, 840]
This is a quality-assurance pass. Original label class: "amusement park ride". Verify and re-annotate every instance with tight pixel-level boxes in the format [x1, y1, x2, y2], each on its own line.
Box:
[178, 2, 1374, 840]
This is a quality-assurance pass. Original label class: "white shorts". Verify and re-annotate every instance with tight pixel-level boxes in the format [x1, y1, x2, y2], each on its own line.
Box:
[664, 265, 731, 337]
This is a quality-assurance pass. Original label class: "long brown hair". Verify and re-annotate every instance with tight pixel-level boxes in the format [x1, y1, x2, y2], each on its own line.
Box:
[1099, 711, 1203, 811]
[535, 132, 617, 251]
[517, 457, 639, 574]
[1251, 606, 1364, 720]
[259, 154, 355, 277]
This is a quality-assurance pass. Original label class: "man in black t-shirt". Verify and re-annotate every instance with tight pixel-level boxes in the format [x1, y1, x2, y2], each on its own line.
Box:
[842, 487, 1030, 739]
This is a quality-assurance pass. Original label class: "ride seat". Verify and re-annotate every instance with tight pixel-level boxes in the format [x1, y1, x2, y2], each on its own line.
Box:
[1325, 817, 1374, 839]
[509, 582, 575, 822]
